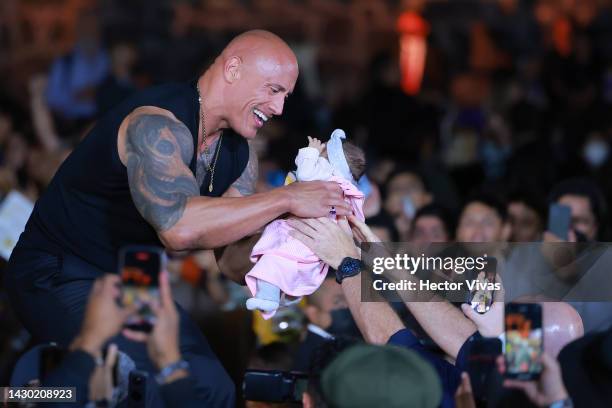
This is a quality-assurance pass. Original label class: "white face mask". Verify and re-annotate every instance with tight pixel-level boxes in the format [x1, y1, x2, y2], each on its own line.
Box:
[583, 140, 610, 168]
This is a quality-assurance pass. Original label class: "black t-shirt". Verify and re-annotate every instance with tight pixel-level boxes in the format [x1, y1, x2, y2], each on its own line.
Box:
[16, 81, 249, 273]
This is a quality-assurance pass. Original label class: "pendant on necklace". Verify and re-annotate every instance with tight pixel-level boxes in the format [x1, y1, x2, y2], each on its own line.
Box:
[208, 182, 213, 193]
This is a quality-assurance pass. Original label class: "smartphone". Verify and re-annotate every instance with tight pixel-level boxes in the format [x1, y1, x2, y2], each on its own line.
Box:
[39, 344, 67, 381]
[119, 246, 165, 332]
[402, 195, 416, 218]
[466, 337, 502, 402]
[243, 370, 308, 403]
[504, 303, 543, 380]
[548, 203, 572, 240]
[128, 370, 148, 408]
[469, 257, 497, 314]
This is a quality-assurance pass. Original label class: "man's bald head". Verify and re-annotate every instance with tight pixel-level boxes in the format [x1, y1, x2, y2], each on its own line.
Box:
[515, 296, 584, 357]
[206, 30, 298, 139]
[542, 302, 584, 358]
[221, 30, 297, 67]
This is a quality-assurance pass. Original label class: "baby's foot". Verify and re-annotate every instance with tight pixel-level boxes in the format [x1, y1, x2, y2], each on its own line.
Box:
[246, 297, 280, 313]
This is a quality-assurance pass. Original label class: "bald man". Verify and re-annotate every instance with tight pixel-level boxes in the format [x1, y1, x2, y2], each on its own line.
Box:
[5, 30, 350, 407]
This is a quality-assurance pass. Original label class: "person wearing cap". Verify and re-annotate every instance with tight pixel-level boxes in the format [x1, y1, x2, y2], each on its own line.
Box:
[300, 337, 442, 408]
[303, 343, 442, 408]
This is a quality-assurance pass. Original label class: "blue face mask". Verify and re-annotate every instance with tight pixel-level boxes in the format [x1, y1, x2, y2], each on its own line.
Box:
[583, 140, 610, 168]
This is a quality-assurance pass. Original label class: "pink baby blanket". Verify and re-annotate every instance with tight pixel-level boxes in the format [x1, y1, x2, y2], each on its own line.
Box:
[245, 176, 365, 318]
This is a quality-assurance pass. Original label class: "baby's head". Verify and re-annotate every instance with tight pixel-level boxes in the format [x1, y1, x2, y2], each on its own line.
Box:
[322, 141, 365, 181]
[342, 141, 366, 181]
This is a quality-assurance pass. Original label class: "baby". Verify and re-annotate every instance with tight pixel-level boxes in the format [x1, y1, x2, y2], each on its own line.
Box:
[245, 129, 366, 318]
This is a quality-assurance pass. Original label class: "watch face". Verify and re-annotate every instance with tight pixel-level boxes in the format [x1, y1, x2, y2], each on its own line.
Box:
[338, 257, 362, 283]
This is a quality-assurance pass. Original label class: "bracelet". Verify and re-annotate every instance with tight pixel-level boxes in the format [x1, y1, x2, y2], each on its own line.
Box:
[549, 398, 573, 408]
[155, 360, 189, 385]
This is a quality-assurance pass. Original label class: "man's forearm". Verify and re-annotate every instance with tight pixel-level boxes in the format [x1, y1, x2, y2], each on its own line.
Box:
[403, 301, 475, 360]
[342, 275, 404, 344]
[384, 267, 476, 360]
[164, 188, 289, 250]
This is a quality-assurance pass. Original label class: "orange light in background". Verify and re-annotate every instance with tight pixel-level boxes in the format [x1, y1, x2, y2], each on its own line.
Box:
[552, 17, 572, 57]
[397, 11, 429, 95]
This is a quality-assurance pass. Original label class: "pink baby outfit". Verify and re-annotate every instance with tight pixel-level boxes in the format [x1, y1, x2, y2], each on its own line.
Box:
[245, 176, 364, 319]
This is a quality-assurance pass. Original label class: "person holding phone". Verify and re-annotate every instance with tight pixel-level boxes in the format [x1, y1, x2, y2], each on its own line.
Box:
[4, 30, 353, 407]
[43, 272, 203, 407]
[544, 178, 609, 243]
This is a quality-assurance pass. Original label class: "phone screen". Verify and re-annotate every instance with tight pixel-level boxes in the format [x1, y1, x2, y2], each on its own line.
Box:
[548, 203, 572, 240]
[119, 246, 164, 332]
[470, 257, 497, 314]
[504, 303, 542, 380]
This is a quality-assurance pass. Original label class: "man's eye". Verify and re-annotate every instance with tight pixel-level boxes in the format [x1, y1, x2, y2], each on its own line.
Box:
[271, 88, 280, 94]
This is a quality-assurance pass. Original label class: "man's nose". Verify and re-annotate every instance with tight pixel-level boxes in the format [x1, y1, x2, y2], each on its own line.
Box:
[269, 94, 285, 116]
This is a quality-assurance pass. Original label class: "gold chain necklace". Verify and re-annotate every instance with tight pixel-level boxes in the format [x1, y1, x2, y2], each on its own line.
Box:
[197, 84, 223, 192]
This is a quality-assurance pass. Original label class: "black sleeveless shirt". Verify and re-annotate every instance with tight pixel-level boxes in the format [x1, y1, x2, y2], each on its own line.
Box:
[17, 81, 249, 272]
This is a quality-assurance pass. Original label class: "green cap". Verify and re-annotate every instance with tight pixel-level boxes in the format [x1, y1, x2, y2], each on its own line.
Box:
[321, 344, 442, 408]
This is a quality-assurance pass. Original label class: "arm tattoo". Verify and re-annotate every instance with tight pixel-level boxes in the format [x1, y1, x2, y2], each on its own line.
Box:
[125, 113, 198, 231]
[230, 142, 258, 196]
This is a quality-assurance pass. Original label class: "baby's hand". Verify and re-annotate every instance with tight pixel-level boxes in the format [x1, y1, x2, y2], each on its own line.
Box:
[307, 136, 325, 153]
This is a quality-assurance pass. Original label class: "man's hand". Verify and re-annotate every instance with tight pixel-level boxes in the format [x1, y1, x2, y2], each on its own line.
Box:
[284, 181, 351, 217]
[498, 354, 569, 407]
[123, 271, 184, 372]
[461, 302, 504, 338]
[288, 217, 359, 269]
[307, 136, 325, 154]
[346, 215, 381, 243]
[71, 275, 135, 358]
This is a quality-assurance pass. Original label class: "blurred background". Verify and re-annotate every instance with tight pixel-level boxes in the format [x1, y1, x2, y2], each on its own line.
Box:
[1, 0, 612, 405]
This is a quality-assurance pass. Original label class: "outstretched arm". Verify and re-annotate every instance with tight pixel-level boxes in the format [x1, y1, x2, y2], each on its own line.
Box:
[119, 107, 351, 251]
[287, 217, 404, 344]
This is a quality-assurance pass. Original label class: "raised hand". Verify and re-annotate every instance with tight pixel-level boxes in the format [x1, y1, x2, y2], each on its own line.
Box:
[307, 136, 325, 154]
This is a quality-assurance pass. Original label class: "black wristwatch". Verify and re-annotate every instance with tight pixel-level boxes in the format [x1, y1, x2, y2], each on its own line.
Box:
[335, 257, 364, 284]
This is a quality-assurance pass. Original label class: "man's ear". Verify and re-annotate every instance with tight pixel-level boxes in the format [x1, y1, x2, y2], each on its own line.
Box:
[224, 56, 242, 83]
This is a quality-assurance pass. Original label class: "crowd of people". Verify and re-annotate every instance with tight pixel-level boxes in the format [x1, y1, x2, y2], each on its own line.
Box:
[1, 0, 612, 407]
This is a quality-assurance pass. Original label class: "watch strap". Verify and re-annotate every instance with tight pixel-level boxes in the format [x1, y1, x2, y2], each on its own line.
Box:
[155, 360, 190, 385]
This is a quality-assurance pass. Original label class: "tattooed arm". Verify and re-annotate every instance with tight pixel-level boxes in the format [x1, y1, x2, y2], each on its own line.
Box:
[118, 107, 351, 251]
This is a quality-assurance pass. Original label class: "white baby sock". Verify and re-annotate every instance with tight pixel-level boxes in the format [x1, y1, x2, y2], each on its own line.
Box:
[246, 280, 280, 313]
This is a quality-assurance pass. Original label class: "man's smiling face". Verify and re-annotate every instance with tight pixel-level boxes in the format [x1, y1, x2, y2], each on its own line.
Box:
[224, 44, 298, 139]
